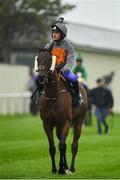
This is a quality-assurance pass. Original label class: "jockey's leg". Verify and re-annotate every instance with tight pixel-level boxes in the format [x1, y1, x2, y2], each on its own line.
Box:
[62, 70, 83, 106]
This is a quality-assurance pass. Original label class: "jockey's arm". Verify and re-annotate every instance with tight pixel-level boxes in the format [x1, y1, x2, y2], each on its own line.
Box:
[62, 42, 75, 71]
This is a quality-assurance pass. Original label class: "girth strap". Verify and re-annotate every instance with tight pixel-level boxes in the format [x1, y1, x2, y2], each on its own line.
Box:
[44, 89, 68, 101]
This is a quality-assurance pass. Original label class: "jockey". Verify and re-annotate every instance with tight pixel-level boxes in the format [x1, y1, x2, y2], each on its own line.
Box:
[34, 17, 83, 106]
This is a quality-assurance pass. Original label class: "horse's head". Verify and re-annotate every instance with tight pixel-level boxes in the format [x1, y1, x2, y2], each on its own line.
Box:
[37, 48, 52, 78]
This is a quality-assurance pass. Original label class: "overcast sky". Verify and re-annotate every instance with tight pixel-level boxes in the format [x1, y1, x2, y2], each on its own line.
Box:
[62, 0, 120, 31]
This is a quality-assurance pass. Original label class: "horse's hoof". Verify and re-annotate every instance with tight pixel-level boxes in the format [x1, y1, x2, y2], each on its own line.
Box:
[69, 167, 75, 173]
[52, 168, 57, 174]
[65, 169, 69, 174]
[68, 170, 74, 175]
[58, 168, 66, 175]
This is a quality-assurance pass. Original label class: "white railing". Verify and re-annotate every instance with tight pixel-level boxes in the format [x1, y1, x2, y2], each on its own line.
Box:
[0, 92, 31, 115]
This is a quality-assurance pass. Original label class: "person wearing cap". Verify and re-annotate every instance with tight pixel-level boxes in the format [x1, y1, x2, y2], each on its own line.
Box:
[72, 53, 88, 81]
[34, 17, 83, 106]
[89, 78, 114, 134]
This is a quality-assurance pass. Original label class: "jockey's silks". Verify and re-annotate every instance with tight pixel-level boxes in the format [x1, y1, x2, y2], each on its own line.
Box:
[45, 39, 75, 71]
[51, 48, 67, 65]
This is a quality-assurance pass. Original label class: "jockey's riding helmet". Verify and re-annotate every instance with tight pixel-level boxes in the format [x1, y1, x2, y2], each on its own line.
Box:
[76, 58, 83, 63]
[76, 53, 83, 63]
[51, 17, 67, 38]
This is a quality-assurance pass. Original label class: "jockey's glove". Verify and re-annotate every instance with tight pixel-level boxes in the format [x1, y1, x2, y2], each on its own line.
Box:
[56, 63, 66, 73]
[60, 69, 65, 75]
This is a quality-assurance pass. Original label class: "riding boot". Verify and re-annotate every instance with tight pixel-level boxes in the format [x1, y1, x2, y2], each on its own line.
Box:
[72, 81, 84, 106]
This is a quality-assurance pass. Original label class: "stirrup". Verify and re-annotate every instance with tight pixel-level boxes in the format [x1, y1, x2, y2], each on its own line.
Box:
[36, 97, 39, 105]
[36, 91, 44, 105]
[72, 97, 83, 107]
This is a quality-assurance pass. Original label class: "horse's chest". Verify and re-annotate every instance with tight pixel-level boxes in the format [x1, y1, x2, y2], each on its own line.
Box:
[47, 109, 57, 119]
[40, 105, 58, 121]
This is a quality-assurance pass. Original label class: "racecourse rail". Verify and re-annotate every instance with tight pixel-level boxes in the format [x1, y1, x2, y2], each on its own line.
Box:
[0, 92, 31, 115]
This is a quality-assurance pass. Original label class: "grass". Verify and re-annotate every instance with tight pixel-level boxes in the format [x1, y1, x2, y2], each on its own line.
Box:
[0, 113, 120, 179]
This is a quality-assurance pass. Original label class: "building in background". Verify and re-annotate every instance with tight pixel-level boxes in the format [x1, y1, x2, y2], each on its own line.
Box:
[1, 22, 120, 113]
[67, 22, 120, 112]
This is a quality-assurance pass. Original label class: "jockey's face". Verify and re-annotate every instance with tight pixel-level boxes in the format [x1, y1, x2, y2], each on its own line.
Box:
[76, 61, 82, 66]
[52, 31, 61, 41]
[97, 81, 103, 87]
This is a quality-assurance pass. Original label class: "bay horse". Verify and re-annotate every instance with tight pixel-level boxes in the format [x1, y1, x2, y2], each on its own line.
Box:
[37, 49, 87, 174]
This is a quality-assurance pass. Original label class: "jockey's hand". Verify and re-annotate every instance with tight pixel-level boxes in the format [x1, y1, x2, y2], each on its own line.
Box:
[56, 63, 65, 73]
[60, 69, 65, 74]
[47, 69, 53, 75]
[47, 69, 55, 76]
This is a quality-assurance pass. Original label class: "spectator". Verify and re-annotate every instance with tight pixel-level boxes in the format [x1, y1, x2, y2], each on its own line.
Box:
[102, 71, 115, 88]
[89, 78, 114, 134]
[72, 53, 88, 81]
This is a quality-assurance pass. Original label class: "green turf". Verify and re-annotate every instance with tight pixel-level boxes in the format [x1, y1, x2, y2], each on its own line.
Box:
[0, 113, 120, 179]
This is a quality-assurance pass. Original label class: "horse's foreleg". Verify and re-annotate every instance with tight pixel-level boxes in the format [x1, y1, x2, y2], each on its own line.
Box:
[56, 128, 68, 171]
[57, 120, 71, 174]
[70, 122, 82, 173]
[43, 122, 57, 174]
[63, 144, 68, 170]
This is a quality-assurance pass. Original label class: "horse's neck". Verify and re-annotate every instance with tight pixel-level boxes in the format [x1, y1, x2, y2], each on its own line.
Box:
[44, 72, 60, 98]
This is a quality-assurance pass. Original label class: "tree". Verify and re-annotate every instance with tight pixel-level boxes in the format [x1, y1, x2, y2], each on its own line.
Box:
[0, 0, 75, 62]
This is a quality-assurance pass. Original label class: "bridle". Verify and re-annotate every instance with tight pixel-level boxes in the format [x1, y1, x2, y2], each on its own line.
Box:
[38, 66, 67, 101]
[37, 50, 67, 101]
[38, 65, 56, 84]
[38, 65, 45, 70]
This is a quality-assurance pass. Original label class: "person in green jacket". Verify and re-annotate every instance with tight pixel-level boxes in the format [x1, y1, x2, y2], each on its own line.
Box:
[72, 54, 88, 81]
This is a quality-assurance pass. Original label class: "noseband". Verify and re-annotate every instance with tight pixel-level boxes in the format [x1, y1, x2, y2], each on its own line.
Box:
[38, 68, 67, 101]
[39, 65, 45, 70]
[38, 65, 56, 84]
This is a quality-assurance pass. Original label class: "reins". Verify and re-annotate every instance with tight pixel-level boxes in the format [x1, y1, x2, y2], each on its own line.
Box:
[43, 71, 68, 101]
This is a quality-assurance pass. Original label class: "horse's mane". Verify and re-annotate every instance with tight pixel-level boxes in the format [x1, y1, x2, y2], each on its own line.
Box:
[39, 48, 51, 53]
